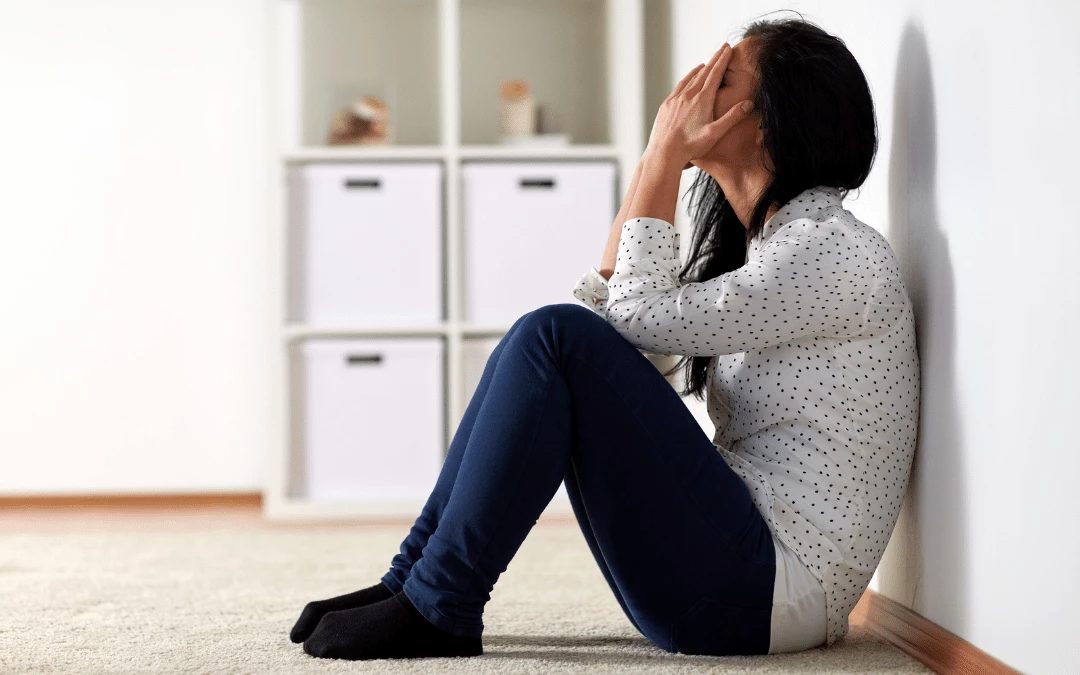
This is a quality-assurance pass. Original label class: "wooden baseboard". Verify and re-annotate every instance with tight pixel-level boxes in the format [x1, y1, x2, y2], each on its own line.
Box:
[850, 588, 1021, 675]
[0, 492, 262, 509]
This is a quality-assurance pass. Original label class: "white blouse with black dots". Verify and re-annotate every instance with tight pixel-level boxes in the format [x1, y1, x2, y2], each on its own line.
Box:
[572, 185, 920, 651]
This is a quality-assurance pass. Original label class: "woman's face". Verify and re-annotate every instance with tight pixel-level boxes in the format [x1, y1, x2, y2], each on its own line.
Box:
[696, 36, 766, 171]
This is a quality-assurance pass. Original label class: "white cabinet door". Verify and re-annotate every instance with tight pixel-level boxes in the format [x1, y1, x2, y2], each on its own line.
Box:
[288, 162, 443, 325]
[462, 161, 616, 324]
[297, 337, 444, 502]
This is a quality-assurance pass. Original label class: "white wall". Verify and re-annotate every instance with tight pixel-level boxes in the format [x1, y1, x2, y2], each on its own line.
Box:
[671, 2, 1079, 673]
[0, 0, 269, 494]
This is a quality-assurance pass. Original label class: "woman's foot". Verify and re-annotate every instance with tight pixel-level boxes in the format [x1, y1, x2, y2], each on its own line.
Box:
[302, 590, 483, 660]
[289, 581, 395, 643]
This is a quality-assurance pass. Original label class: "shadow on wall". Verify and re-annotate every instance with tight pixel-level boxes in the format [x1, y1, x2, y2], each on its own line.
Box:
[874, 20, 969, 632]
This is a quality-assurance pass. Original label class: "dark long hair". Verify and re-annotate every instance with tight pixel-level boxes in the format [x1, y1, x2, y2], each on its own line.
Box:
[663, 13, 878, 400]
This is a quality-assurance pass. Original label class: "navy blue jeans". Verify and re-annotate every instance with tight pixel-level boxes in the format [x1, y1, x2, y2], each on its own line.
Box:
[380, 303, 775, 656]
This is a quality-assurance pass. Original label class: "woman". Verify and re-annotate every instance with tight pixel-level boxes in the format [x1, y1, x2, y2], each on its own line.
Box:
[290, 16, 919, 660]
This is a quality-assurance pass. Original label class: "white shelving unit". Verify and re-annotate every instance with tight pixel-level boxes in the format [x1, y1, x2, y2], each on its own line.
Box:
[265, 0, 649, 520]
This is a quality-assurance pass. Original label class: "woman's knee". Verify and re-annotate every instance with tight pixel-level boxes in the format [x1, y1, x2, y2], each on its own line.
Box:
[524, 303, 611, 335]
[510, 304, 630, 363]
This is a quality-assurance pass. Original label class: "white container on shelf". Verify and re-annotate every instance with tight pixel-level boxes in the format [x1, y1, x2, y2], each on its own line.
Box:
[288, 162, 443, 325]
[461, 161, 616, 325]
[296, 337, 444, 502]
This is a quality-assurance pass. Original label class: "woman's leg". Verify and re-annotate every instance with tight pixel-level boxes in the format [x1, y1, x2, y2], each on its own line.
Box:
[400, 303, 775, 654]
[379, 311, 534, 593]
[556, 318, 776, 655]
[290, 312, 535, 646]
[303, 302, 774, 658]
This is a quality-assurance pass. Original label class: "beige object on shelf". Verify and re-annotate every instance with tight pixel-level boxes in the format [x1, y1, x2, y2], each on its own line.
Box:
[499, 79, 536, 139]
[327, 95, 392, 145]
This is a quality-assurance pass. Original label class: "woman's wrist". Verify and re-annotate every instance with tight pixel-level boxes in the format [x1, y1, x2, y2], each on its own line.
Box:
[644, 142, 692, 174]
[624, 148, 682, 225]
[600, 152, 649, 275]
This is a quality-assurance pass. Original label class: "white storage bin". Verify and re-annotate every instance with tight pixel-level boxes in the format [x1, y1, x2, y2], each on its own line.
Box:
[460, 336, 570, 505]
[462, 161, 616, 324]
[288, 162, 443, 325]
[296, 337, 445, 502]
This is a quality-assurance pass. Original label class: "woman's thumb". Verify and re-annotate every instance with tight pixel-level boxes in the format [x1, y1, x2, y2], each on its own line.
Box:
[709, 99, 754, 137]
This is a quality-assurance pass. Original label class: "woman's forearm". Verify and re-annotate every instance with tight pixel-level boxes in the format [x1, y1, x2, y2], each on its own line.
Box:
[623, 146, 682, 228]
[599, 156, 648, 280]
[599, 150, 685, 280]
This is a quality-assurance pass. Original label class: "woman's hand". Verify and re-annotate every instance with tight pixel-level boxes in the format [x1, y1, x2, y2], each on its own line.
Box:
[646, 43, 754, 168]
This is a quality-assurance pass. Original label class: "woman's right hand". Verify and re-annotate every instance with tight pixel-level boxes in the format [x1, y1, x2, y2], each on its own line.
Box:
[647, 108, 696, 172]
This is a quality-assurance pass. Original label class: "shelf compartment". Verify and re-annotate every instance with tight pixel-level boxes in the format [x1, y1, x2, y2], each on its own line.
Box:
[288, 337, 446, 503]
[268, 0, 645, 521]
[459, 0, 610, 145]
[461, 160, 616, 324]
[286, 161, 444, 326]
[276, 0, 440, 148]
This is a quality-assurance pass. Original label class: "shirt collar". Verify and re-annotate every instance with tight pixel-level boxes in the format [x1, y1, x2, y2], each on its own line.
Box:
[758, 186, 843, 242]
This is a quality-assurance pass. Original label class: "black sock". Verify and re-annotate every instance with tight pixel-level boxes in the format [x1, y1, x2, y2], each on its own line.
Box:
[302, 590, 483, 660]
[289, 581, 395, 643]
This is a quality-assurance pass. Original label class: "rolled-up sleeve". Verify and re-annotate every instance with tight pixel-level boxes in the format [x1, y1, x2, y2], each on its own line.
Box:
[571, 221, 682, 317]
[600, 216, 872, 356]
[572, 266, 610, 315]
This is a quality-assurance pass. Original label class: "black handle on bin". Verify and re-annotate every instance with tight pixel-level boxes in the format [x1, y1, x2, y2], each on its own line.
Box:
[519, 178, 555, 189]
[345, 353, 383, 365]
[344, 178, 381, 189]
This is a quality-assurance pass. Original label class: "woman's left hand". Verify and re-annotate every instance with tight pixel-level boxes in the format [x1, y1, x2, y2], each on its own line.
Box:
[647, 43, 754, 167]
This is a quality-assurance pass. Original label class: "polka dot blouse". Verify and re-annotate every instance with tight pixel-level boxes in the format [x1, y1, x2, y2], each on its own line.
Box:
[572, 186, 921, 648]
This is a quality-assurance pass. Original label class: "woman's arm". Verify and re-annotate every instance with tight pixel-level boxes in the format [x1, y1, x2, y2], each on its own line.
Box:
[598, 149, 683, 281]
[623, 148, 683, 228]
[599, 42, 742, 281]
[598, 156, 647, 281]
[601, 216, 874, 357]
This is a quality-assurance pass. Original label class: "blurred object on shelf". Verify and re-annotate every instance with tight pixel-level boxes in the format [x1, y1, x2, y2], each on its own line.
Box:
[499, 79, 536, 140]
[327, 95, 392, 145]
[536, 103, 563, 135]
[505, 102, 571, 146]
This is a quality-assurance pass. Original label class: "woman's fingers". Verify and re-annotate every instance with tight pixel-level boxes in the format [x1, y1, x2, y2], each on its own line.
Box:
[701, 44, 733, 98]
[670, 62, 705, 100]
[671, 42, 728, 100]
[660, 43, 741, 163]
[687, 43, 729, 98]
[707, 99, 754, 140]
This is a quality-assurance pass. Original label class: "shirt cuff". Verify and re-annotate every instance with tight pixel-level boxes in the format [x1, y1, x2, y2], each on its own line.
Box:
[617, 217, 681, 269]
[573, 266, 609, 311]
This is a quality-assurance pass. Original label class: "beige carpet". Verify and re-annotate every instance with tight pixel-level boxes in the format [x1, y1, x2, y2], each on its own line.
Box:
[0, 520, 932, 674]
